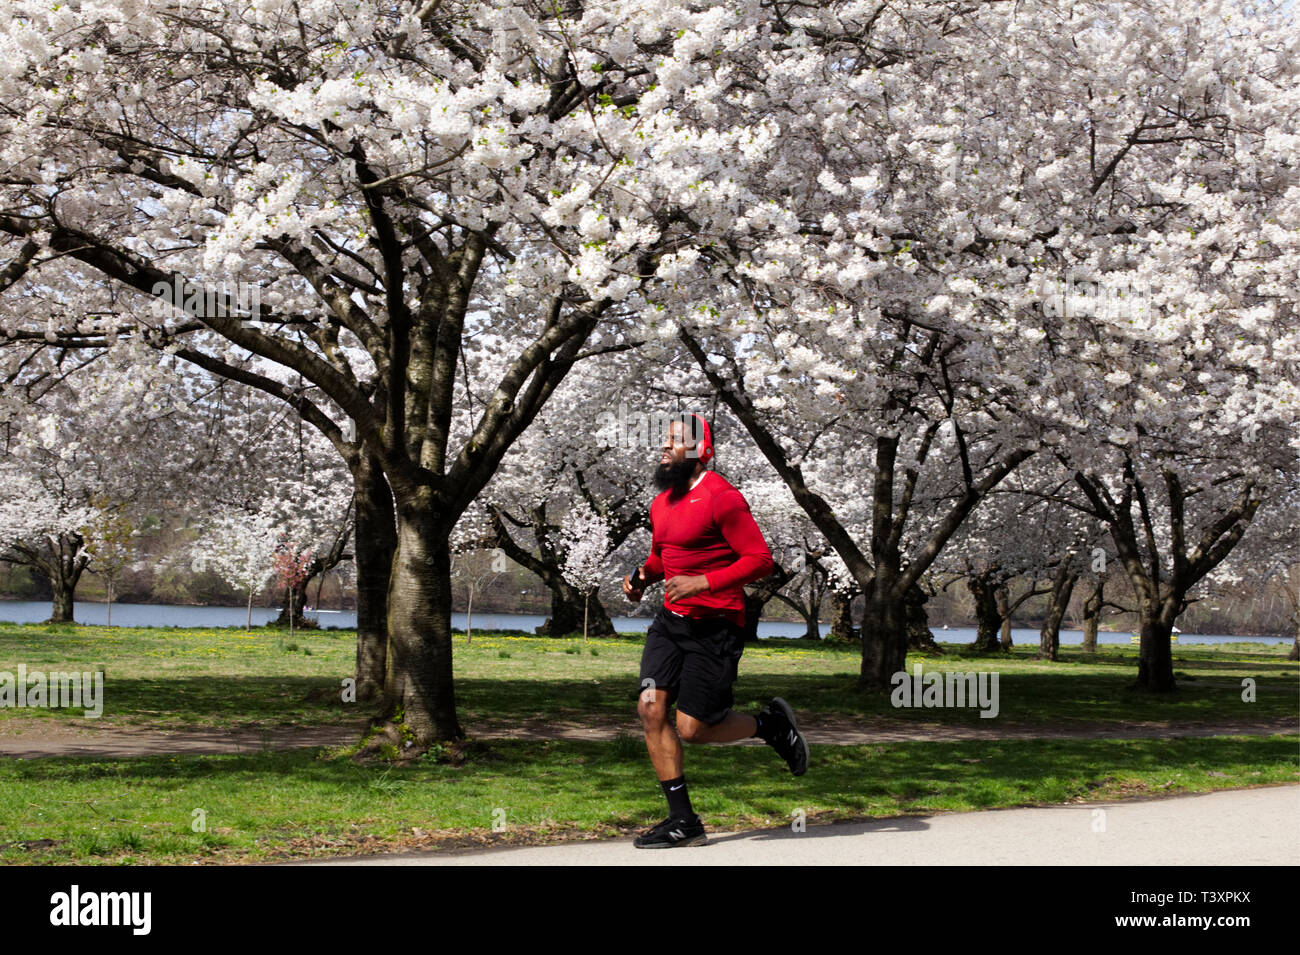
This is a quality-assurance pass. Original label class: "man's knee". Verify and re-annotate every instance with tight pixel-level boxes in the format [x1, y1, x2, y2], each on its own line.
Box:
[637, 689, 671, 729]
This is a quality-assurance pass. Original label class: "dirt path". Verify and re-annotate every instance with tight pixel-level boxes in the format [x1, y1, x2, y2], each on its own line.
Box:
[0, 714, 1294, 758]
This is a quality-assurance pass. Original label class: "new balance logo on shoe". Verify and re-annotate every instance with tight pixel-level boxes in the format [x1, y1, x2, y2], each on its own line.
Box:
[633, 814, 709, 849]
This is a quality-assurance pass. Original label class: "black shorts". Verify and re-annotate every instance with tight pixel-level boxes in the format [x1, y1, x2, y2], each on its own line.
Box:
[636, 607, 746, 726]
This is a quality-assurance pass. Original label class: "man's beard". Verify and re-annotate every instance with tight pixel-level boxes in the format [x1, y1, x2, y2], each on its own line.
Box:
[653, 457, 696, 494]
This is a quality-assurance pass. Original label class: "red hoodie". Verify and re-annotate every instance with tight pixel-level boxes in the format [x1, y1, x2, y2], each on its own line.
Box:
[636, 470, 775, 628]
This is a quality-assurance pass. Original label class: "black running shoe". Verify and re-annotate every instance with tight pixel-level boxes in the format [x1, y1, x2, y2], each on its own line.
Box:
[633, 813, 708, 849]
[760, 697, 810, 776]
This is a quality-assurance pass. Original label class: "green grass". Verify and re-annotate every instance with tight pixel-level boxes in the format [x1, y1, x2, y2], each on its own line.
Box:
[0, 735, 1294, 865]
[0, 622, 1294, 864]
[0, 622, 1293, 730]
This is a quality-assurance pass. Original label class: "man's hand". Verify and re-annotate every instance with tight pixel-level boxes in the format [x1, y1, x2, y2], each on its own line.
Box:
[664, 574, 710, 603]
[622, 574, 644, 603]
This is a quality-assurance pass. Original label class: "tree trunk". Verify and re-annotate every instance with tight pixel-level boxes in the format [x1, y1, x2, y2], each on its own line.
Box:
[381, 505, 463, 744]
[1081, 578, 1103, 653]
[48, 575, 76, 623]
[353, 453, 395, 703]
[968, 573, 1003, 653]
[800, 601, 821, 640]
[829, 588, 857, 641]
[538, 580, 615, 637]
[273, 580, 311, 629]
[1288, 600, 1299, 661]
[803, 574, 822, 639]
[1135, 597, 1178, 691]
[40, 532, 89, 624]
[1038, 565, 1079, 661]
[904, 581, 942, 652]
[465, 587, 474, 645]
[858, 580, 909, 690]
[996, 584, 1013, 649]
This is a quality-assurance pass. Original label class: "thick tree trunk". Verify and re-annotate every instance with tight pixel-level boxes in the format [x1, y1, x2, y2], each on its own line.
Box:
[829, 588, 857, 641]
[43, 533, 88, 624]
[273, 581, 312, 629]
[859, 582, 909, 690]
[538, 580, 615, 637]
[904, 582, 942, 652]
[800, 602, 821, 640]
[1289, 634, 1299, 662]
[381, 505, 463, 744]
[1081, 578, 1103, 653]
[800, 572, 823, 639]
[48, 576, 76, 623]
[353, 454, 395, 703]
[1136, 597, 1179, 691]
[968, 573, 1003, 653]
[1038, 566, 1079, 661]
[996, 584, 1013, 649]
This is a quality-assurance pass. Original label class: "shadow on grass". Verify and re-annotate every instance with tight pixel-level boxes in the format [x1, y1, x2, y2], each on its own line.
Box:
[4, 735, 1295, 811]
[0, 665, 1290, 729]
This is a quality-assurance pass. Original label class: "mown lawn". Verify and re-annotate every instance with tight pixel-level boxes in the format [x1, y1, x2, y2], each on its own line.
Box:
[0, 623, 1294, 730]
[0, 622, 1295, 864]
[1, 735, 1295, 865]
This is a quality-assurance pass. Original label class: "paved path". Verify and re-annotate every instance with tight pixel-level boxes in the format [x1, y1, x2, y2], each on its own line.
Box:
[299, 785, 1300, 866]
[0, 716, 1294, 758]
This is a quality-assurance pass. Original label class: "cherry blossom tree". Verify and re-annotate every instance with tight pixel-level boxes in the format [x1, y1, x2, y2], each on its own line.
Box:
[558, 498, 612, 642]
[1, 0, 1294, 731]
[1195, 474, 1300, 659]
[662, 0, 1299, 693]
[0, 462, 96, 622]
[81, 496, 136, 626]
[472, 360, 656, 639]
[0, 341, 202, 620]
[0, 0, 828, 744]
[194, 507, 280, 632]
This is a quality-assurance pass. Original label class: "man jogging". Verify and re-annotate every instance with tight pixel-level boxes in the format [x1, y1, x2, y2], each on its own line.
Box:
[623, 412, 809, 849]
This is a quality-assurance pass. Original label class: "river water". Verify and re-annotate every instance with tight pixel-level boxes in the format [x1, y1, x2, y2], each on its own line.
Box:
[0, 600, 1288, 644]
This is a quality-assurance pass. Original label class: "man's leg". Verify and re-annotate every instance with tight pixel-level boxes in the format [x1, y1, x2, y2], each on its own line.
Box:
[637, 687, 683, 781]
[634, 614, 706, 844]
[633, 685, 708, 847]
[673, 618, 809, 775]
[675, 708, 756, 744]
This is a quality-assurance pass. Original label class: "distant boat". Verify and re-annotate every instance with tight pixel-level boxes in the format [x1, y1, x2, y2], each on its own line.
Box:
[941, 624, 949, 630]
[1171, 625, 1181, 633]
